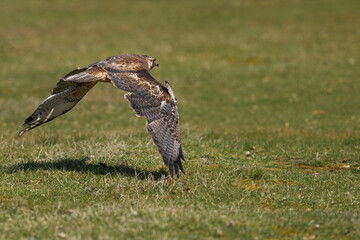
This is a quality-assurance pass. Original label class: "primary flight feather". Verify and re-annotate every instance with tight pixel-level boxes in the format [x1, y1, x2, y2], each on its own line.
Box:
[19, 54, 185, 178]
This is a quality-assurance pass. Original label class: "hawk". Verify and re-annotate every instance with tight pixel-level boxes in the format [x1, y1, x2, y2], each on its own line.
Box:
[19, 54, 185, 178]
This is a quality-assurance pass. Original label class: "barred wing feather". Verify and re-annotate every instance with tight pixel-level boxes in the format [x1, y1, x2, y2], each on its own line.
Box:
[108, 71, 185, 178]
[19, 67, 104, 135]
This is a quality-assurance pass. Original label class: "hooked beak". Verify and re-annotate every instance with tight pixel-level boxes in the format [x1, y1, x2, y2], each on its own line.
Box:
[155, 60, 159, 67]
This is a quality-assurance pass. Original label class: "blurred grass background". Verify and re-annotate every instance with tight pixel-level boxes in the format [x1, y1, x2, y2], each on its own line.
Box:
[0, 0, 360, 239]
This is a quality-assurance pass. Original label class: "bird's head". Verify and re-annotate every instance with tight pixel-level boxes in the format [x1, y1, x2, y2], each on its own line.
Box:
[142, 55, 159, 70]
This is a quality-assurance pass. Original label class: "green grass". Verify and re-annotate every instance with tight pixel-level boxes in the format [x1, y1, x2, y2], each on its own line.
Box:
[1, 0, 360, 239]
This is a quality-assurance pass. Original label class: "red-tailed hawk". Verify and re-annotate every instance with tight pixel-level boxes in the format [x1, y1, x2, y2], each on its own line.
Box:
[19, 54, 185, 178]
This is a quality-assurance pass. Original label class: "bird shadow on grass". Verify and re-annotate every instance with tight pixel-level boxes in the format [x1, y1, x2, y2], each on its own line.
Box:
[8, 157, 169, 180]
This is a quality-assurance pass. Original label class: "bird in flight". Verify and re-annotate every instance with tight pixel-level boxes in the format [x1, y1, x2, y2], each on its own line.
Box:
[19, 54, 185, 178]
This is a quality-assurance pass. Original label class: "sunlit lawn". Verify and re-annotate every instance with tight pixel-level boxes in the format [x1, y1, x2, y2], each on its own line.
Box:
[1, 0, 360, 239]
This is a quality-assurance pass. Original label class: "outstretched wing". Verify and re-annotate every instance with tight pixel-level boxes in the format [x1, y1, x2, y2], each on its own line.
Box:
[107, 70, 185, 178]
[19, 66, 107, 135]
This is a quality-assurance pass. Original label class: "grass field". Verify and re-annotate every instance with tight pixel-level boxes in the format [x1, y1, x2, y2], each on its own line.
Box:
[1, 0, 360, 239]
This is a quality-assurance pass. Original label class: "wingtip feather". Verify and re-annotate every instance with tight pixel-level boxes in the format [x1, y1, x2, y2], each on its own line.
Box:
[179, 145, 185, 160]
[178, 159, 185, 175]
[169, 164, 174, 178]
[174, 163, 180, 178]
[18, 129, 26, 137]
